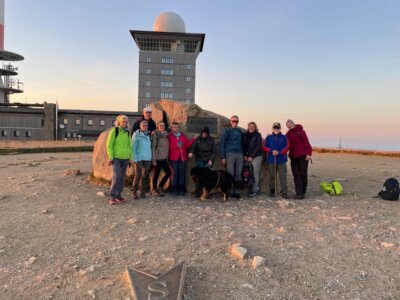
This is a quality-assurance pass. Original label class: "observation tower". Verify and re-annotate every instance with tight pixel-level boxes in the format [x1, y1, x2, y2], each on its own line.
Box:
[0, 0, 23, 104]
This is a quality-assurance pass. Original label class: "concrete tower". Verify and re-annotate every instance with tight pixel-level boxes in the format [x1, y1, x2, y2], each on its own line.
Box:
[130, 12, 205, 111]
[0, 0, 23, 104]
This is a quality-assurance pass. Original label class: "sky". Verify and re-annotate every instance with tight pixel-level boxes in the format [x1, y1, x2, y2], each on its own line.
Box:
[5, 0, 400, 150]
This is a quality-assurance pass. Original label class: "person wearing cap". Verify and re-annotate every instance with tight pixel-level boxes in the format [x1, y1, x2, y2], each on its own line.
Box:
[188, 126, 217, 197]
[151, 121, 171, 196]
[285, 119, 312, 199]
[243, 122, 263, 197]
[220, 115, 244, 199]
[168, 122, 196, 196]
[132, 107, 156, 133]
[106, 115, 132, 205]
[263, 122, 290, 199]
[131, 120, 152, 199]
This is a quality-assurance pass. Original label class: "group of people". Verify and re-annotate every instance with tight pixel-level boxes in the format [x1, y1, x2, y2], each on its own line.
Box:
[106, 107, 312, 205]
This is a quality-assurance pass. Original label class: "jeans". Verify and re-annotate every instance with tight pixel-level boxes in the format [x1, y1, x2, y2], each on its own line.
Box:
[152, 159, 171, 191]
[170, 159, 186, 193]
[109, 158, 129, 198]
[132, 160, 152, 192]
[226, 152, 243, 193]
[290, 156, 309, 195]
[249, 155, 263, 193]
[268, 162, 288, 195]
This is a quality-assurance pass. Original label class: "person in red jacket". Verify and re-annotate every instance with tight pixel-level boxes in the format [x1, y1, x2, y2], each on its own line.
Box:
[285, 119, 312, 199]
[168, 122, 195, 196]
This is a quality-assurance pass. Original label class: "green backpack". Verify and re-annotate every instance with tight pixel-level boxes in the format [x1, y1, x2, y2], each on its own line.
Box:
[320, 180, 343, 196]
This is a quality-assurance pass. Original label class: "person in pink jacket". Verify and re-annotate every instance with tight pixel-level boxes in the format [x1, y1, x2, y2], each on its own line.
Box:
[168, 122, 195, 196]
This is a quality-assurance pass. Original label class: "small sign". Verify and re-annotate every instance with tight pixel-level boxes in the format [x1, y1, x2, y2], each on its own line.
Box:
[126, 262, 186, 300]
[187, 117, 217, 134]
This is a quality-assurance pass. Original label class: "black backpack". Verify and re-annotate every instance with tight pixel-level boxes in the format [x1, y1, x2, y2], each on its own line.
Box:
[241, 161, 253, 186]
[378, 178, 399, 201]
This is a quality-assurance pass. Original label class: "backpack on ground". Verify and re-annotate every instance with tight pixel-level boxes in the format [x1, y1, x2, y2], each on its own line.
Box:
[241, 161, 253, 186]
[320, 180, 343, 196]
[377, 177, 399, 201]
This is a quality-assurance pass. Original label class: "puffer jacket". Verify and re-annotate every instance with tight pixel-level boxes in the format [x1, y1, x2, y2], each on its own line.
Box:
[286, 124, 312, 158]
[190, 135, 217, 162]
[219, 127, 243, 159]
[131, 129, 152, 162]
[152, 130, 169, 162]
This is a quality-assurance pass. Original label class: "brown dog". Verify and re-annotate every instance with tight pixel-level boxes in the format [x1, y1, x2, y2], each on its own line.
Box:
[190, 166, 236, 201]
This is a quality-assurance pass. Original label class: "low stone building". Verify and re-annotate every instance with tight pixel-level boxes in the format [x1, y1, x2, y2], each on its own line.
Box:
[0, 102, 140, 141]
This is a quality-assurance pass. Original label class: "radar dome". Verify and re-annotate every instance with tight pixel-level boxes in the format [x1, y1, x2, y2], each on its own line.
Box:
[153, 12, 186, 33]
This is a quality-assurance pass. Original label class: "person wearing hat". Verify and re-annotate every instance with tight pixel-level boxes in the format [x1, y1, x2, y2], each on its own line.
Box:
[106, 115, 132, 205]
[188, 126, 217, 197]
[243, 121, 263, 197]
[132, 107, 156, 133]
[263, 122, 289, 199]
[285, 119, 312, 199]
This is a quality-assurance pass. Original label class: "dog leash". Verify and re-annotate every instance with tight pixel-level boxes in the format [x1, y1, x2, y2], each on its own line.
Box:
[212, 170, 221, 191]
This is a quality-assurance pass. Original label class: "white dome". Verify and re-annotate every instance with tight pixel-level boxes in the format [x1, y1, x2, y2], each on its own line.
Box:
[153, 12, 186, 33]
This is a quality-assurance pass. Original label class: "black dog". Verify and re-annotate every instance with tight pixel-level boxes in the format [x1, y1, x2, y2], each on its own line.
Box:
[190, 166, 236, 201]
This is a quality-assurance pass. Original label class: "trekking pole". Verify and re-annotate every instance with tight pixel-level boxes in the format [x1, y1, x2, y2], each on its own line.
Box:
[274, 155, 278, 196]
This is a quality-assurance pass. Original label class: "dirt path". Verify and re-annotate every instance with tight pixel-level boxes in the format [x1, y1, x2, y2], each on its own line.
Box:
[0, 152, 399, 299]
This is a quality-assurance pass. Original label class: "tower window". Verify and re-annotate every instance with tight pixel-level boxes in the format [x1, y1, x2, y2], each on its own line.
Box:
[161, 57, 174, 64]
[186, 76, 191, 82]
[160, 93, 173, 99]
[145, 92, 151, 98]
[145, 68, 151, 75]
[161, 81, 173, 88]
[145, 80, 151, 87]
[145, 57, 151, 63]
[186, 64, 192, 70]
[161, 69, 174, 76]
[186, 88, 191, 94]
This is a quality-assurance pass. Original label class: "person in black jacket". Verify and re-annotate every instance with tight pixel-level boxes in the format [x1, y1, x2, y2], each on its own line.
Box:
[132, 107, 156, 133]
[189, 126, 217, 197]
[243, 122, 263, 197]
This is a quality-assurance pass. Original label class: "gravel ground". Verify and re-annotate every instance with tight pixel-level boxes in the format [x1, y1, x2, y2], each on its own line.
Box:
[0, 152, 399, 300]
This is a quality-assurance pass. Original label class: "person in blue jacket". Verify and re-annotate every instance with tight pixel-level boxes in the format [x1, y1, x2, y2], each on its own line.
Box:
[263, 122, 289, 199]
[220, 115, 244, 199]
[131, 120, 152, 199]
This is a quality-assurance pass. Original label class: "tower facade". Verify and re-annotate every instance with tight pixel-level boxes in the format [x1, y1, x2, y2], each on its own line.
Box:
[130, 12, 205, 111]
[0, 0, 23, 104]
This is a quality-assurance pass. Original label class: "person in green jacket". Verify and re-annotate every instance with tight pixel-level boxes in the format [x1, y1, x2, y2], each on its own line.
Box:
[106, 115, 132, 205]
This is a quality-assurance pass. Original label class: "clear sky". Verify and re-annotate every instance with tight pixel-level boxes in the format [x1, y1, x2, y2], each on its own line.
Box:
[5, 0, 400, 150]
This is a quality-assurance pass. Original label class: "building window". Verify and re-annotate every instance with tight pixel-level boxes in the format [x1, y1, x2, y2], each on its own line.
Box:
[100, 120, 105, 126]
[161, 57, 174, 64]
[145, 92, 151, 98]
[145, 80, 151, 87]
[66, 132, 71, 138]
[186, 64, 192, 70]
[14, 131, 19, 137]
[63, 118, 68, 125]
[1, 130, 7, 137]
[160, 93, 173, 99]
[161, 81, 173, 88]
[186, 76, 191, 82]
[145, 68, 151, 75]
[88, 119, 93, 126]
[72, 133, 77, 138]
[161, 69, 174, 76]
[145, 57, 151, 63]
[186, 88, 191, 94]
[75, 119, 81, 125]
[26, 131, 32, 137]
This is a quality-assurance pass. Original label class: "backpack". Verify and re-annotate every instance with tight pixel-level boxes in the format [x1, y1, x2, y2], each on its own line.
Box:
[378, 178, 399, 201]
[320, 180, 343, 196]
[241, 161, 253, 186]
[114, 127, 130, 138]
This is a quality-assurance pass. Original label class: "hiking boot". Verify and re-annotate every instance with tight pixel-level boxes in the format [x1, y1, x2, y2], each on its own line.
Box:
[281, 193, 289, 199]
[294, 194, 305, 200]
[131, 190, 138, 200]
[234, 193, 242, 200]
[269, 190, 275, 197]
[248, 192, 257, 198]
[109, 198, 118, 205]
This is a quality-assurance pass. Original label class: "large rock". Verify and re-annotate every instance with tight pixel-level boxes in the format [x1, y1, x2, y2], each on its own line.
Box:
[92, 100, 274, 193]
